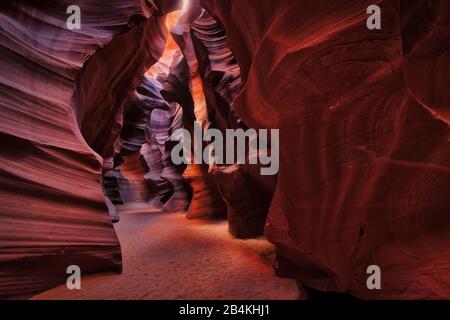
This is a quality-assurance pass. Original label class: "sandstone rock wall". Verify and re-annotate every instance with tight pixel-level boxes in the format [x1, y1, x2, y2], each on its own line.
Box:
[0, 0, 177, 298]
[202, 0, 450, 299]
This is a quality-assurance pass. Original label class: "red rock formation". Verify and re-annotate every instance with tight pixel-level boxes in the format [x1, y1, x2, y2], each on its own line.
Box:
[171, 2, 229, 220]
[113, 74, 173, 207]
[189, 10, 276, 238]
[1, 0, 449, 300]
[402, 0, 450, 122]
[202, 0, 450, 299]
[183, 164, 228, 219]
[0, 0, 180, 298]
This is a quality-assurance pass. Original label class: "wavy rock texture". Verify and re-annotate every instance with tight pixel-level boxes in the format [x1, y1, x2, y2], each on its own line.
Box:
[111, 30, 190, 212]
[2, 0, 449, 300]
[116, 75, 168, 156]
[171, 2, 229, 219]
[113, 9, 192, 213]
[160, 55, 196, 130]
[112, 74, 170, 205]
[147, 98, 189, 211]
[0, 0, 177, 298]
[202, 0, 450, 299]
[190, 10, 276, 238]
[190, 11, 243, 124]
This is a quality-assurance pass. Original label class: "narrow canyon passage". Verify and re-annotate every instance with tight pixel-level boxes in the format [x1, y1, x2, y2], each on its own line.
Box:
[2, 0, 450, 300]
[32, 1, 295, 300]
[33, 205, 297, 300]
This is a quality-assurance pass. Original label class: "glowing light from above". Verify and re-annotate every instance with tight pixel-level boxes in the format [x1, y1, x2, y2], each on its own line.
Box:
[147, 0, 190, 78]
[146, 0, 209, 130]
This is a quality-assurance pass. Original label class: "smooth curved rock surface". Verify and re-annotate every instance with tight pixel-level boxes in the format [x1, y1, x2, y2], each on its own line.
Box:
[203, 0, 450, 299]
[2, 0, 449, 300]
[0, 0, 177, 298]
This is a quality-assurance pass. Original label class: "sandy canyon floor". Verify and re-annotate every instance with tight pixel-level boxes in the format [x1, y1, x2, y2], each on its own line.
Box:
[32, 203, 298, 300]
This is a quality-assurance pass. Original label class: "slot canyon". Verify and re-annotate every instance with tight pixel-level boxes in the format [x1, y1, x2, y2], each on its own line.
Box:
[1, 0, 449, 300]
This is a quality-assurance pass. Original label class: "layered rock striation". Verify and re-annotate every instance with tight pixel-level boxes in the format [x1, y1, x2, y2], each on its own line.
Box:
[1, 0, 449, 300]
[202, 0, 450, 299]
[0, 0, 179, 298]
